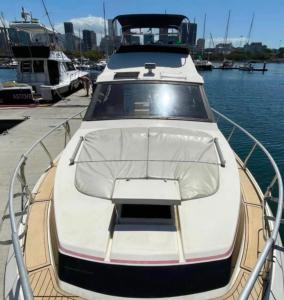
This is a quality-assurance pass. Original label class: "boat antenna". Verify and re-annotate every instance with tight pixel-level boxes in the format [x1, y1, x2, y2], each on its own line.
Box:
[247, 12, 255, 45]
[79, 29, 83, 65]
[224, 10, 231, 45]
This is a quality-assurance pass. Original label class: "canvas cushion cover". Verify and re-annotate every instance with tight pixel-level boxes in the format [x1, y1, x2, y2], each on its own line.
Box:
[75, 127, 219, 200]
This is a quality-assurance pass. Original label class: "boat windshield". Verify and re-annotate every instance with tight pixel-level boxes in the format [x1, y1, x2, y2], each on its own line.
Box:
[84, 82, 210, 121]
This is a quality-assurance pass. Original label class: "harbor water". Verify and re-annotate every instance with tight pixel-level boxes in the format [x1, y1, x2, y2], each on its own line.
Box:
[0, 69, 17, 82]
[203, 64, 284, 191]
[1, 63, 284, 223]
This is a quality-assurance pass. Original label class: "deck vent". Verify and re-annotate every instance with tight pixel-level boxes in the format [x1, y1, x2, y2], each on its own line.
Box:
[114, 72, 139, 79]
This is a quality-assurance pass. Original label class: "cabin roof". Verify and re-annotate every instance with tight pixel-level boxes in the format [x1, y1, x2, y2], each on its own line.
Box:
[96, 51, 203, 84]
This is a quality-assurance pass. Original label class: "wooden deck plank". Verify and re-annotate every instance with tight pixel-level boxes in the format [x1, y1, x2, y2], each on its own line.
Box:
[219, 165, 267, 299]
[25, 201, 50, 271]
[239, 168, 262, 206]
[34, 166, 56, 202]
[241, 203, 265, 271]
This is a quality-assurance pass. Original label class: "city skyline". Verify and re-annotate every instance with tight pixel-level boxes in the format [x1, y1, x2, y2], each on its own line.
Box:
[1, 0, 284, 48]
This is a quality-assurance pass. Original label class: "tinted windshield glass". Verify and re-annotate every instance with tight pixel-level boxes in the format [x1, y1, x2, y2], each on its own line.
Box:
[85, 82, 209, 121]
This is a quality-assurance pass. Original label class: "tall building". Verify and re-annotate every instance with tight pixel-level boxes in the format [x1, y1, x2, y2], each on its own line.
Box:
[0, 28, 10, 56]
[196, 38, 205, 52]
[181, 23, 189, 44]
[64, 22, 74, 34]
[64, 22, 75, 51]
[82, 29, 97, 51]
[188, 22, 197, 46]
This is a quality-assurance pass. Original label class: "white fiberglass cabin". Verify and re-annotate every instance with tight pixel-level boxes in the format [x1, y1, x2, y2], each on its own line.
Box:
[5, 14, 284, 300]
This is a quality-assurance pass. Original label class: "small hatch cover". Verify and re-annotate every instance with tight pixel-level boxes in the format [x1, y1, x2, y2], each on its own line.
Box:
[114, 72, 139, 79]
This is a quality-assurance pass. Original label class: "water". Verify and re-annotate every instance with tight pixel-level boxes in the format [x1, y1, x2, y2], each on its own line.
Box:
[202, 64, 284, 238]
[0, 69, 16, 82]
[202, 64, 284, 185]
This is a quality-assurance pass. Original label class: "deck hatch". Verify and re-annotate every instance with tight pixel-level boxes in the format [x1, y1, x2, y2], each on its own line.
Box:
[112, 179, 181, 206]
[120, 204, 172, 219]
[114, 72, 139, 79]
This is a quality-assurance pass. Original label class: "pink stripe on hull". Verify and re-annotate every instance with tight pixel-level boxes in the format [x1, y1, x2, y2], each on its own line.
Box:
[110, 259, 179, 265]
[59, 244, 105, 261]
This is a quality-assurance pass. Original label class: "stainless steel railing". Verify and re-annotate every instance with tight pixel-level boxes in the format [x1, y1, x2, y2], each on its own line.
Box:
[212, 108, 284, 300]
[7, 108, 86, 300]
[7, 109, 283, 300]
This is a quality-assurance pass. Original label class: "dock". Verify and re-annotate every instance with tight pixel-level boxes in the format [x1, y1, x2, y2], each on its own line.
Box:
[0, 89, 91, 296]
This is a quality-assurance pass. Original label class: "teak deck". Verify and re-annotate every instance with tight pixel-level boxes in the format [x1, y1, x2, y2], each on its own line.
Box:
[23, 161, 268, 299]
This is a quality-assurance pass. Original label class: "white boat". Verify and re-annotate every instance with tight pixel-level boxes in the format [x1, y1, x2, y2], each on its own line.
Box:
[0, 81, 34, 104]
[11, 46, 87, 101]
[2, 9, 88, 103]
[5, 14, 284, 300]
[194, 59, 213, 71]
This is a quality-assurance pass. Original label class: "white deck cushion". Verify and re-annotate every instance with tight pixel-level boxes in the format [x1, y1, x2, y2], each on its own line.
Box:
[75, 127, 219, 200]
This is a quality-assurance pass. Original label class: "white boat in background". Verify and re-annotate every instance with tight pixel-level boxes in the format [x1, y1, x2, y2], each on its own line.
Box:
[0, 81, 34, 104]
[4, 14, 284, 300]
[194, 59, 213, 71]
[0, 59, 18, 69]
[0, 8, 88, 103]
[11, 46, 87, 101]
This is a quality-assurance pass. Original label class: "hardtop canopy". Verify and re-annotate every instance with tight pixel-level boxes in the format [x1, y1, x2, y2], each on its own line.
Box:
[113, 14, 188, 29]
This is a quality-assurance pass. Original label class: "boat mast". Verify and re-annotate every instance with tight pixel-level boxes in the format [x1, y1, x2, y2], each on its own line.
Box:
[41, 0, 57, 44]
[103, 1, 108, 57]
[103, 1, 107, 37]
[210, 32, 215, 48]
[202, 13, 206, 40]
[79, 29, 83, 66]
[224, 10, 231, 45]
[247, 13, 255, 45]
[202, 13, 207, 57]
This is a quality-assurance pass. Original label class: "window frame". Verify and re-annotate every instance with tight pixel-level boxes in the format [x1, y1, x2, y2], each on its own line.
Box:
[33, 60, 45, 73]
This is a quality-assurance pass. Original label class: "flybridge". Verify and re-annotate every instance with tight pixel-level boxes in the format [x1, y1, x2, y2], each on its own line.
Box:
[112, 13, 190, 51]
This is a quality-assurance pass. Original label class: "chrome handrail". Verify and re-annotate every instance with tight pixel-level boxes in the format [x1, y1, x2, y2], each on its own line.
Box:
[8, 108, 86, 300]
[7, 108, 283, 300]
[212, 108, 283, 300]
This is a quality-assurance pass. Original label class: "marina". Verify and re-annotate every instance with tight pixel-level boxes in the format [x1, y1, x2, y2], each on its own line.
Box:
[0, 1, 284, 299]
[1, 60, 284, 300]
[0, 12, 284, 299]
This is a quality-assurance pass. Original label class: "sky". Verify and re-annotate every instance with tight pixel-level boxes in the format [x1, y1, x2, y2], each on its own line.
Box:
[1, 0, 284, 48]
